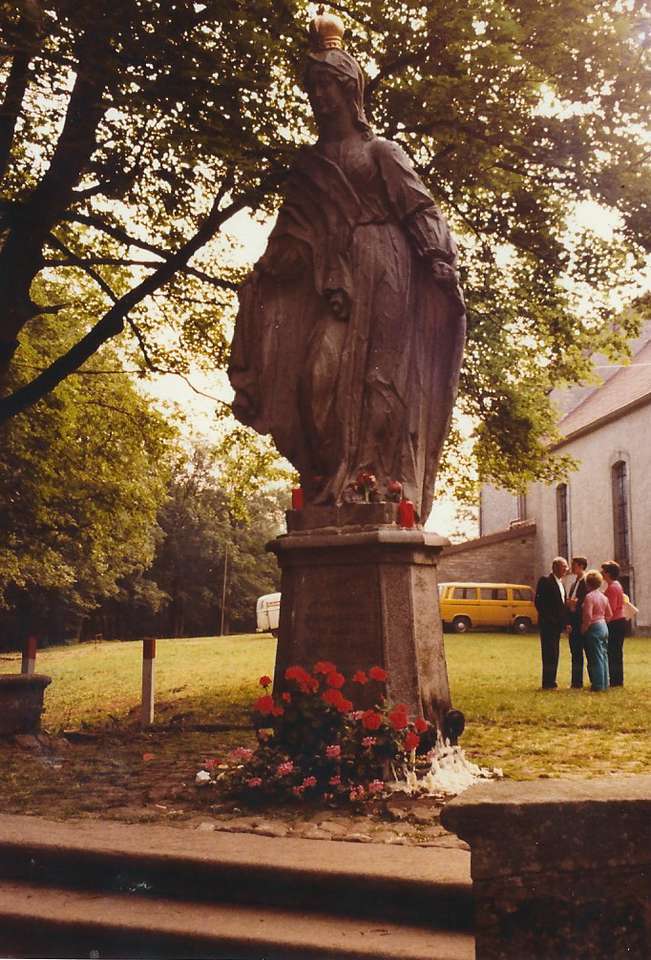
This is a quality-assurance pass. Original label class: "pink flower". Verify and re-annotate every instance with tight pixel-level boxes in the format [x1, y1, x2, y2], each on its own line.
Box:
[325, 744, 341, 759]
[229, 747, 254, 761]
[292, 785, 305, 797]
[349, 785, 366, 801]
[313, 660, 337, 675]
[302, 776, 317, 788]
[352, 710, 364, 720]
[329, 775, 341, 786]
[203, 758, 220, 769]
[247, 777, 262, 788]
[259, 675, 272, 688]
[361, 736, 376, 748]
[368, 779, 384, 795]
[276, 761, 294, 777]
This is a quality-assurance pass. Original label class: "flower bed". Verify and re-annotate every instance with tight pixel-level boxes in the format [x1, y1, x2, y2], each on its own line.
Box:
[196, 661, 496, 804]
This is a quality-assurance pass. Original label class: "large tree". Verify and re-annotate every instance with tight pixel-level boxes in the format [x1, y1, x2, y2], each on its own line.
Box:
[1, 0, 650, 492]
[95, 445, 286, 639]
[0, 276, 178, 646]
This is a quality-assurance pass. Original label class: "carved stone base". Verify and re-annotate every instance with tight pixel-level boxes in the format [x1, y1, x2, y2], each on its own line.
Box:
[267, 515, 452, 727]
[0, 674, 52, 735]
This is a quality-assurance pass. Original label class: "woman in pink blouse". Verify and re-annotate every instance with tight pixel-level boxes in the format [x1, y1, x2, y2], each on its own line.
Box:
[581, 570, 613, 692]
[601, 560, 627, 687]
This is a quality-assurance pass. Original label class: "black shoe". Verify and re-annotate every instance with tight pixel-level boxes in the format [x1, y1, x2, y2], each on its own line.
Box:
[542, 683, 558, 690]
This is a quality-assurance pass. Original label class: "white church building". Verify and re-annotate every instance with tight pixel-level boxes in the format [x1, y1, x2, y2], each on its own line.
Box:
[446, 326, 651, 632]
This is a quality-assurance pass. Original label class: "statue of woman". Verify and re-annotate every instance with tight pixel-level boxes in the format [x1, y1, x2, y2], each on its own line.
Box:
[228, 10, 465, 523]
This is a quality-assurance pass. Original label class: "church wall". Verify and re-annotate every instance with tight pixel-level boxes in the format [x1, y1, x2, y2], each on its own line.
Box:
[479, 485, 519, 535]
[525, 405, 651, 631]
[438, 524, 536, 587]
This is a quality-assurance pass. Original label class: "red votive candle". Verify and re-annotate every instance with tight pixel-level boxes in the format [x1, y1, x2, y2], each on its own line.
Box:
[291, 487, 304, 510]
[398, 498, 415, 529]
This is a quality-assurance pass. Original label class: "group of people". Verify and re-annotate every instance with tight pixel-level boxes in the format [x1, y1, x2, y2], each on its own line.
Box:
[535, 557, 629, 692]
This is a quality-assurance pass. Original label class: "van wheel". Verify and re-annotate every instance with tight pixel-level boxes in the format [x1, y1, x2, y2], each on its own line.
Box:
[452, 616, 471, 634]
[512, 617, 531, 634]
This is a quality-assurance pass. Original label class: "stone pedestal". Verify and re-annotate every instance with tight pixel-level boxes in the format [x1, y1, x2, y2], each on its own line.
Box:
[267, 505, 452, 726]
[441, 776, 651, 960]
[0, 674, 52, 735]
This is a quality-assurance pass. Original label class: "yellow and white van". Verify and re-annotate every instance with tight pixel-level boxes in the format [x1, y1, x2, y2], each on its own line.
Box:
[438, 582, 538, 634]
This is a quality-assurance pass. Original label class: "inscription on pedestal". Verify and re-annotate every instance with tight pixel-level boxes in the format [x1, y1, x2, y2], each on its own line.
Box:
[295, 566, 380, 671]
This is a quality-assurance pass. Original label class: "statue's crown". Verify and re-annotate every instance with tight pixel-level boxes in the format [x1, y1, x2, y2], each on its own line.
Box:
[309, 6, 345, 50]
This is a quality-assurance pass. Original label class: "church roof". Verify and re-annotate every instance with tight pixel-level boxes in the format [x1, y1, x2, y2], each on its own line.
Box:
[557, 332, 651, 442]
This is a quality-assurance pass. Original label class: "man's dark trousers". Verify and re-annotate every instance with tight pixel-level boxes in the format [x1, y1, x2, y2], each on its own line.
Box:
[540, 623, 561, 689]
[535, 573, 568, 689]
[568, 628, 585, 688]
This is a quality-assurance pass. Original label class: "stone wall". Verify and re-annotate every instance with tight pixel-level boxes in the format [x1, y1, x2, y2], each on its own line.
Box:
[442, 775, 651, 960]
[438, 522, 536, 587]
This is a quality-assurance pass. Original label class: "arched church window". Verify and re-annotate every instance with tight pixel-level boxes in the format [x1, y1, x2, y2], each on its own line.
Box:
[611, 461, 631, 570]
[556, 483, 569, 559]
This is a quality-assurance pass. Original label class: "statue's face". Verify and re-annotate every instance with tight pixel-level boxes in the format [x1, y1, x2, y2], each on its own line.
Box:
[306, 66, 349, 123]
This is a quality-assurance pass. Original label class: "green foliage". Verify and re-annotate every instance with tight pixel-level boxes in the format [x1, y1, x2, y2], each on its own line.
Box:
[0, 279, 178, 641]
[1, 0, 650, 493]
[98, 444, 289, 638]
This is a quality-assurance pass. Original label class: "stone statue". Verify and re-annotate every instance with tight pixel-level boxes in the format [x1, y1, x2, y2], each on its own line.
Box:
[228, 9, 466, 523]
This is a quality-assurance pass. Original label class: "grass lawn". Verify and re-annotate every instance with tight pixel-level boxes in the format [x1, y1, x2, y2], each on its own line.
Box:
[2, 631, 650, 781]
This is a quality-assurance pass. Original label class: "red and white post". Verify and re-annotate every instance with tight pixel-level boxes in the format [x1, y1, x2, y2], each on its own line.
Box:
[21, 635, 38, 675]
[141, 637, 156, 726]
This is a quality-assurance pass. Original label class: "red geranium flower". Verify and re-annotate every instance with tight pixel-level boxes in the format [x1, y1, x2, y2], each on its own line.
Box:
[326, 670, 345, 689]
[285, 665, 311, 684]
[322, 688, 345, 708]
[369, 666, 388, 682]
[281, 692, 291, 703]
[361, 709, 382, 731]
[352, 670, 368, 684]
[271, 704, 284, 717]
[313, 660, 337, 675]
[259, 675, 272, 688]
[404, 730, 420, 751]
[414, 716, 429, 733]
[338, 697, 353, 713]
[254, 695, 275, 716]
[388, 704, 409, 730]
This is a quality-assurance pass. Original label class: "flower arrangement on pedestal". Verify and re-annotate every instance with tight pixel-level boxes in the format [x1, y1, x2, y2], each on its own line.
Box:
[198, 662, 438, 804]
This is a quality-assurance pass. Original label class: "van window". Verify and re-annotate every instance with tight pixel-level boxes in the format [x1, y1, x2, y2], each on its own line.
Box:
[452, 587, 478, 600]
[480, 588, 507, 600]
[512, 587, 533, 601]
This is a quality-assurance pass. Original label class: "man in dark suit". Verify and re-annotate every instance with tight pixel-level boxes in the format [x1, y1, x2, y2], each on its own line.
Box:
[566, 556, 588, 688]
[535, 557, 569, 689]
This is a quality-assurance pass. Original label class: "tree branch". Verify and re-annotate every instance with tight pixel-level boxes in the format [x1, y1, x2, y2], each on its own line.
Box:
[61, 212, 239, 290]
[0, 172, 281, 424]
[0, 0, 44, 179]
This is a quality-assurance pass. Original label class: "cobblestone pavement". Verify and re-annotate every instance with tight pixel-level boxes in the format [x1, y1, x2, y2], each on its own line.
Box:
[4, 732, 468, 849]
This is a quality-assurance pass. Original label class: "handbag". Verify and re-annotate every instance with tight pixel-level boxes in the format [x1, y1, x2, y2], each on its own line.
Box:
[622, 595, 639, 620]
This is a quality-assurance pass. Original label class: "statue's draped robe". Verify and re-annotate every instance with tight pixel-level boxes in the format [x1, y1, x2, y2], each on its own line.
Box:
[228, 137, 465, 521]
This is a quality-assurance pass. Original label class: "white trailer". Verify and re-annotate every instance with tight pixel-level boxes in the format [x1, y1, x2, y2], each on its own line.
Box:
[256, 592, 281, 636]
